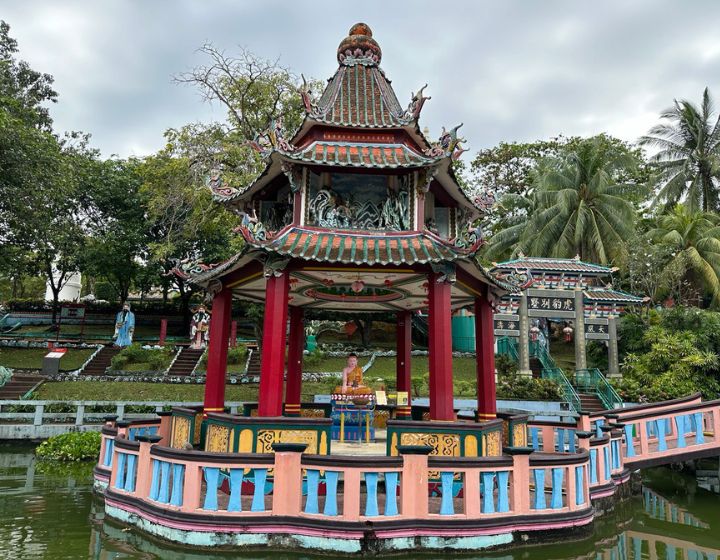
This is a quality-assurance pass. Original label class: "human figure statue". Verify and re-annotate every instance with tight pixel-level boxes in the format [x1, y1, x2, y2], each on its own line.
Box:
[114, 303, 135, 347]
[189, 305, 211, 350]
[337, 353, 373, 396]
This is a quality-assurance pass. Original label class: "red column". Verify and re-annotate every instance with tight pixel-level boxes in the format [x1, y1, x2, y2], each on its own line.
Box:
[203, 288, 233, 415]
[475, 294, 497, 420]
[284, 306, 304, 417]
[159, 318, 167, 347]
[427, 273, 454, 421]
[229, 321, 237, 348]
[258, 271, 290, 417]
[396, 311, 412, 418]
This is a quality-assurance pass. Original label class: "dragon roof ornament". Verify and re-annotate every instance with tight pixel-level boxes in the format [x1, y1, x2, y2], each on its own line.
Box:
[424, 123, 467, 160]
[246, 116, 296, 158]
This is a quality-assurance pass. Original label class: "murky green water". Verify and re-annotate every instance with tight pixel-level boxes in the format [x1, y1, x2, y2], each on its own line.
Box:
[1, 443, 719, 560]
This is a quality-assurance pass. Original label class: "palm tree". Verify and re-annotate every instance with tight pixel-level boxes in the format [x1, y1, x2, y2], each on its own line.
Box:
[489, 138, 638, 265]
[648, 204, 720, 304]
[640, 87, 720, 212]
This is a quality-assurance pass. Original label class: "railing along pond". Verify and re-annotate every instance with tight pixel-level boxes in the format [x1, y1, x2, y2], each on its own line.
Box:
[94, 393, 720, 548]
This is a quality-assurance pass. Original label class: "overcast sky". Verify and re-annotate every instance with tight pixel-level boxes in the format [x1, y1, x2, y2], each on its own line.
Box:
[4, 1, 720, 158]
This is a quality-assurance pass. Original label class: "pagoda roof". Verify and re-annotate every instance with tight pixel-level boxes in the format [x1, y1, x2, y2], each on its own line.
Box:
[491, 256, 616, 276]
[237, 225, 483, 267]
[308, 63, 410, 129]
[285, 140, 441, 169]
[583, 288, 648, 304]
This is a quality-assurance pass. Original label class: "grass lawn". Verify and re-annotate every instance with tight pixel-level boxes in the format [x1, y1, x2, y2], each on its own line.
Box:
[34, 355, 482, 402]
[0, 347, 94, 370]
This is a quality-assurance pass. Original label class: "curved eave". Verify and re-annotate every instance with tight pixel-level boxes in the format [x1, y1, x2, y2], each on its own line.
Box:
[238, 225, 484, 267]
[434, 159, 483, 219]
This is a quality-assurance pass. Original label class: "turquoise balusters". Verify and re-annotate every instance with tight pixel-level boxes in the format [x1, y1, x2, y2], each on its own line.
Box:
[531, 427, 540, 450]
[575, 465, 585, 506]
[149, 459, 160, 501]
[666, 545, 675, 560]
[568, 430, 576, 453]
[675, 416, 686, 448]
[624, 424, 635, 457]
[251, 469, 267, 512]
[159, 461, 171, 504]
[533, 469, 546, 509]
[103, 439, 114, 467]
[384, 472, 399, 516]
[694, 412, 705, 444]
[305, 469, 320, 514]
[632, 537, 642, 560]
[550, 468, 563, 509]
[604, 446, 611, 480]
[365, 472, 380, 516]
[439, 472, 455, 515]
[497, 471, 510, 513]
[227, 468, 244, 512]
[324, 471, 339, 516]
[657, 418, 668, 451]
[596, 419, 604, 439]
[123, 454, 137, 492]
[557, 428, 566, 452]
[202, 467, 219, 510]
[114, 452, 127, 489]
[170, 464, 184, 506]
[481, 471, 495, 513]
[590, 449, 598, 484]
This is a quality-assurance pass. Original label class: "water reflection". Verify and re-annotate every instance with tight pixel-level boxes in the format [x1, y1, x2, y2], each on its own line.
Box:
[1, 443, 719, 560]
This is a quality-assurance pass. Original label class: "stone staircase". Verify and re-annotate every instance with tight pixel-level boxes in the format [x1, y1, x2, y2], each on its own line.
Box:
[0, 373, 45, 400]
[81, 346, 121, 376]
[166, 347, 204, 377]
[245, 344, 261, 377]
[578, 392, 606, 413]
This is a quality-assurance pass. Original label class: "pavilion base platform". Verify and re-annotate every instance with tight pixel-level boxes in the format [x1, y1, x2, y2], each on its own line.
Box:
[95, 394, 720, 556]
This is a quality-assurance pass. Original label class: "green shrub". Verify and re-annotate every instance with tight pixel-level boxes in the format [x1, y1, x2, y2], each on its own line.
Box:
[303, 349, 326, 368]
[227, 345, 247, 365]
[494, 354, 517, 376]
[110, 344, 173, 371]
[496, 373, 563, 401]
[36, 431, 101, 462]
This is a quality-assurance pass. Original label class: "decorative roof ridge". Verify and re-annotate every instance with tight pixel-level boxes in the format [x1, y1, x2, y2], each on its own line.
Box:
[583, 287, 649, 300]
[495, 256, 616, 270]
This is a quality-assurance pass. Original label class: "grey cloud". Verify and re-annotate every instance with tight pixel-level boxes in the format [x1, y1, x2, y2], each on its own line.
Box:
[3, 0, 720, 157]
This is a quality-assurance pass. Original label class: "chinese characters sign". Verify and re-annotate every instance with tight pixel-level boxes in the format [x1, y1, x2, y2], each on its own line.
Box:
[584, 318, 610, 340]
[494, 314, 520, 337]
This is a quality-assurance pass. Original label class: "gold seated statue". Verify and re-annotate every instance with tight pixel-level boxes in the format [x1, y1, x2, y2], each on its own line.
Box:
[334, 353, 373, 396]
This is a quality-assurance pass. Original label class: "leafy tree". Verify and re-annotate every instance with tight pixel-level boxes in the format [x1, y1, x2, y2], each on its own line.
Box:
[641, 87, 720, 212]
[616, 327, 720, 402]
[0, 20, 57, 130]
[648, 204, 720, 305]
[485, 137, 641, 265]
[78, 157, 147, 302]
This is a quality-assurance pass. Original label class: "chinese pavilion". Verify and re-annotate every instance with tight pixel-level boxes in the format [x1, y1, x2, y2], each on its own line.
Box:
[95, 23, 720, 556]
[490, 256, 647, 378]
[191, 22, 508, 427]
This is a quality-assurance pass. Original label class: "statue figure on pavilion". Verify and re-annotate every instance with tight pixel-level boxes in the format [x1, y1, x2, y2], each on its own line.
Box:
[113, 303, 135, 347]
[189, 305, 211, 350]
[337, 353, 374, 397]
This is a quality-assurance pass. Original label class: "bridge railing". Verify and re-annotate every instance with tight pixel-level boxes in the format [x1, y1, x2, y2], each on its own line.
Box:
[616, 398, 720, 469]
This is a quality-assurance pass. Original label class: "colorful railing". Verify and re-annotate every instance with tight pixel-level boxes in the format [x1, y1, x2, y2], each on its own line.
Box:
[575, 368, 623, 409]
[96, 394, 720, 554]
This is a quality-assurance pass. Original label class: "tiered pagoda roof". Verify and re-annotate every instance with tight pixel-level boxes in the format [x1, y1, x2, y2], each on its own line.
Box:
[184, 23, 511, 308]
[236, 226, 483, 267]
[491, 256, 617, 276]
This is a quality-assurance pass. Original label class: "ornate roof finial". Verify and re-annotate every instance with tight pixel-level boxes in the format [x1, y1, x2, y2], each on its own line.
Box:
[337, 23, 382, 66]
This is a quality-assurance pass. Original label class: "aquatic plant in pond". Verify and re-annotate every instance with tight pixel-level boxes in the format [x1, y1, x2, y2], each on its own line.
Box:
[36, 431, 101, 461]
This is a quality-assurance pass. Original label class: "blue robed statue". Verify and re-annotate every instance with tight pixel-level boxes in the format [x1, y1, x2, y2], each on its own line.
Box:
[114, 303, 135, 347]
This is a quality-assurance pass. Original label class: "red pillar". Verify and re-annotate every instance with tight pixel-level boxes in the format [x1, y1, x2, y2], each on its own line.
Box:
[258, 271, 290, 417]
[203, 288, 233, 415]
[427, 273, 454, 421]
[159, 318, 167, 347]
[229, 321, 237, 348]
[284, 306, 304, 417]
[475, 294, 497, 420]
[396, 311, 412, 418]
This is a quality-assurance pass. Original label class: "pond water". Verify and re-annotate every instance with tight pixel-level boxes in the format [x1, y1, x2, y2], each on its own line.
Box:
[1, 442, 719, 560]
